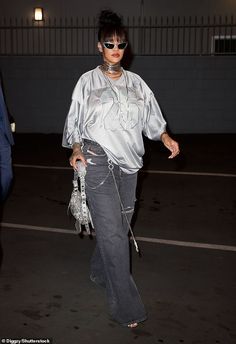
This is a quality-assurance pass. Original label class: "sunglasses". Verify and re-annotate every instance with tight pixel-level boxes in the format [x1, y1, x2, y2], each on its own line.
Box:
[103, 42, 128, 50]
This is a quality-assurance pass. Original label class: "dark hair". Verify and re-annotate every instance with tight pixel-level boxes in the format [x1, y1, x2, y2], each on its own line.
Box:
[97, 10, 128, 42]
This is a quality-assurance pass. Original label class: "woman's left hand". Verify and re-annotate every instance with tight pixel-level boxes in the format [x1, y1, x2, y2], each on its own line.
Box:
[161, 132, 180, 159]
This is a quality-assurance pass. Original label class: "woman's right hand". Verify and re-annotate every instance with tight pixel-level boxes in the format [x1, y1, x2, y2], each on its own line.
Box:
[69, 144, 87, 170]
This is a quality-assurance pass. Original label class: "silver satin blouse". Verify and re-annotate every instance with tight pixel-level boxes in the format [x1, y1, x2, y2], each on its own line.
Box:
[62, 66, 166, 173]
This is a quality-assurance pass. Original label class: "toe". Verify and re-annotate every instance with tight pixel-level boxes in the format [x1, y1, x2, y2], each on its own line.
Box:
[128, 322, 138, 328]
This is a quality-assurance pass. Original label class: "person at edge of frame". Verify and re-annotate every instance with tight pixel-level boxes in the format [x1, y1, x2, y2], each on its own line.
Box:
[0, 75, 14, 203]
[0, 74, 15, 268]
[62, 9, 180, 328]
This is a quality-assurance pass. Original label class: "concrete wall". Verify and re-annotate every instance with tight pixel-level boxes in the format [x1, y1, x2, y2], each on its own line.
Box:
[0, 56, 235, 134]
[1, 0, 236, 19]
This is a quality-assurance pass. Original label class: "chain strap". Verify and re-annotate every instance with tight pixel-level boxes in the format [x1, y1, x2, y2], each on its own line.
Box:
[108, 159, 139, 253]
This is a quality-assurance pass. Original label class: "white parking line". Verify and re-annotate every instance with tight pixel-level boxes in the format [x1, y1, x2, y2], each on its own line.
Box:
[14, 163, 71, 170]
[13, 164, 236, 178]
[1, 222, 236, 252]
[135, 236, 236, 252]
[142, 170, 236, 178]
[1, 222, 77, 234]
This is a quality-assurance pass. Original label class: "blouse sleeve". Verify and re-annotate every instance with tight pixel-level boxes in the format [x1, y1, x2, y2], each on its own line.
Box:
[62, 78, 85, 148]
[142, 92, 167, 141]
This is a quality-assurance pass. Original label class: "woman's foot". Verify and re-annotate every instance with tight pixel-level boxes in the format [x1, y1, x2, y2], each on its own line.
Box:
[128, 322, 138, 328]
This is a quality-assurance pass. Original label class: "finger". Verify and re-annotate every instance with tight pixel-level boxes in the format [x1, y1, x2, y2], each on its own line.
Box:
[69, 157, 75, 166]
[70, 157, 78, 170]
[168, 149, 180, 159]
[73, 162, 79, 170]
[168, 153, 175, 159]
[80, 156, 88, 167]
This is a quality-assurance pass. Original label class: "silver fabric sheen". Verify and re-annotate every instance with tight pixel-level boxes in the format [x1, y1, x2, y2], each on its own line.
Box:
[62, 66, 166, 173]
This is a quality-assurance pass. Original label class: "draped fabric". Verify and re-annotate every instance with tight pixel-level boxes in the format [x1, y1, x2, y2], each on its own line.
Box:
[62, 66, 166, 173]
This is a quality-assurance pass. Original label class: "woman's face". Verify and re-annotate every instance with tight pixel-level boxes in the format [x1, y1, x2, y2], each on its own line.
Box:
[98, 35, 127, 65]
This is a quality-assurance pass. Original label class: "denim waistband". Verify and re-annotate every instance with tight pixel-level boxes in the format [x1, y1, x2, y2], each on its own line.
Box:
[83, 138, 101, 147]
[82, 139, 106, 157]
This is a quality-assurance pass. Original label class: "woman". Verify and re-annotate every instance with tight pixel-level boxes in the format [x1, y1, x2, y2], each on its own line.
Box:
[62, 10, 179, 328]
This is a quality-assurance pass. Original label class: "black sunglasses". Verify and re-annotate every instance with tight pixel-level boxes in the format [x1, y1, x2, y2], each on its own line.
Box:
[103, 42, 128, 50]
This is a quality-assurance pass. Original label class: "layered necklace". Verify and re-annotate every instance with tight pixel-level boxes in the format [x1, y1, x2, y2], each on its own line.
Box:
[100, 65, 131, 129]
[101, 66, 129, 105]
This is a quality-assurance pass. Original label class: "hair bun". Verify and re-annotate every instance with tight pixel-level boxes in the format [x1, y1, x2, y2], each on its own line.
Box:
[97, 9, 127, 42]
[99, 10, 122, 28]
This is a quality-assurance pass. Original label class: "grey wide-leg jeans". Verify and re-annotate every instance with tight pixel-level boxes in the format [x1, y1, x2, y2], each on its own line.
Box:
[83, 139, 147, 326]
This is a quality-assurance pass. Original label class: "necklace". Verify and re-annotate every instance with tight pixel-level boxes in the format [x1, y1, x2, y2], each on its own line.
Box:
[102, 69, 130, 129]
[102, 69, 129, 103]
[100, 61, 122, 76]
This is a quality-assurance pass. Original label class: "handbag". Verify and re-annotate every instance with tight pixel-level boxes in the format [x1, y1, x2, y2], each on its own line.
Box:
[68, 161, 94, 234]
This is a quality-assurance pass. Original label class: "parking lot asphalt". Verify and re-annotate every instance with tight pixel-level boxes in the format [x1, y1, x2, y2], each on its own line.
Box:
[0, 133, 236, 343]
